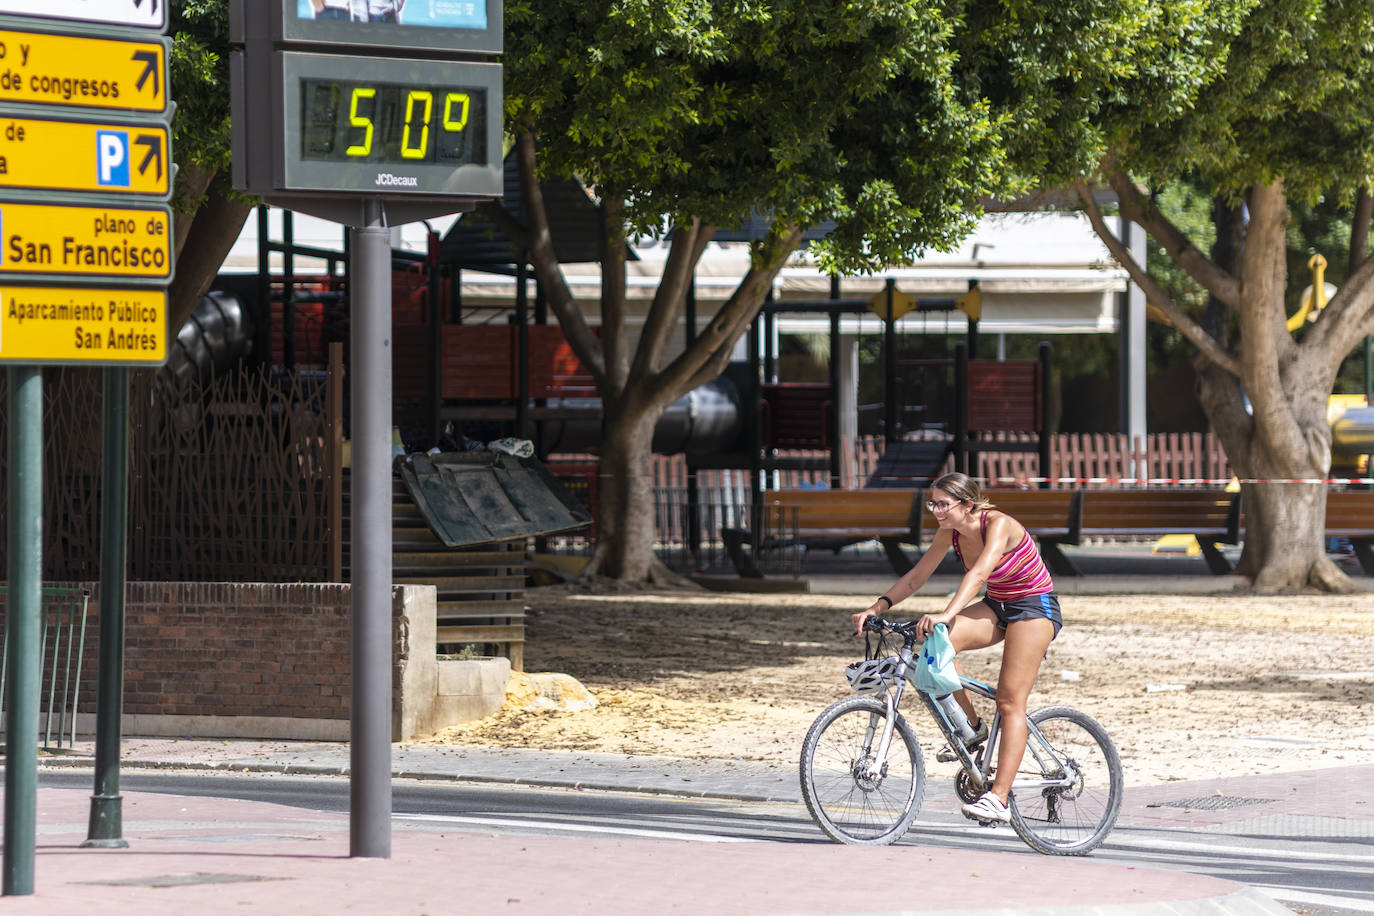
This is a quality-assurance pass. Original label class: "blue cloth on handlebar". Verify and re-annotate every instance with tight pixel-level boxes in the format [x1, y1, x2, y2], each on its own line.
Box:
[913, 623, 961, 694]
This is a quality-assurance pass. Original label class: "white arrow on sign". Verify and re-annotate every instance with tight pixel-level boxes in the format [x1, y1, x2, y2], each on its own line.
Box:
[0, 0, 164, 30]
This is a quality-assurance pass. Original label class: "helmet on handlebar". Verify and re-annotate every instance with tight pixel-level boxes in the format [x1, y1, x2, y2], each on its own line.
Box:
[845, 655, 900, 695]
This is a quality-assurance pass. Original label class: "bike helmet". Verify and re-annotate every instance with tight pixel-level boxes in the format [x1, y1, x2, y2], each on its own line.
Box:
[845, 656, 900, 694]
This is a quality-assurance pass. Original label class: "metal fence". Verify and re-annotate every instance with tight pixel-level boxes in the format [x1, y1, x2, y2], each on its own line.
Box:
[0, 360, 342, 584]
[0, 586, 92, 750]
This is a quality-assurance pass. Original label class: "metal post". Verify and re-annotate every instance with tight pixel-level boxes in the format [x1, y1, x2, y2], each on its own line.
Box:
[1119, 217, 1147, 475]
[1365, 335, 1372, 404]
[427, 231, 443, 448]
[883, 279, 897, 443]
[84, 368, 130, 848]
[828, 310, 841, 488]
[284, 210, 297, 370]
[515, 259, 530, 440]
[954, 341, 968, 474]
[4, 366, 42, 895]
[349, 199, 393, 859]
[1038, 342, 1052, 487]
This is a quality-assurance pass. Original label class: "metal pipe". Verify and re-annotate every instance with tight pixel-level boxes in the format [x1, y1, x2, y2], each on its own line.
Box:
[85, 368, 130, 848]
[349, 199, 393, 859]
[5, 366, 42, 895]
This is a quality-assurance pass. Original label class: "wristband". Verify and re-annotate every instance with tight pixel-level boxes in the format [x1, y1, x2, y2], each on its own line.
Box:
[876, 595, 892, 609]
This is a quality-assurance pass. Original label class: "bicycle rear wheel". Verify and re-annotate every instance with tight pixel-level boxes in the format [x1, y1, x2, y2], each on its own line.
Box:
[799, 696, 925, 845]
[1009, 705, 1122, 855]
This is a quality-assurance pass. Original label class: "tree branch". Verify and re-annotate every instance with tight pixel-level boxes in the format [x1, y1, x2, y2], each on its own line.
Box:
[1308, 233, 1374, 359]
[1350, 187, 1372, 276]
[510, 129, 605, 384]
[168, 188, 254, 331]
[1107, 171, 1241, 310]
[648, 224, 803, 408]
[1238, 180, 1302, 451]
[1075, 182, 1241, 377]
[600, 194, 629, 394]
[631, 220, 706, 382]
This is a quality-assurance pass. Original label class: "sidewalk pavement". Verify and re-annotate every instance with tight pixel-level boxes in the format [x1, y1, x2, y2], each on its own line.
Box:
[17, 740, 1364, 914]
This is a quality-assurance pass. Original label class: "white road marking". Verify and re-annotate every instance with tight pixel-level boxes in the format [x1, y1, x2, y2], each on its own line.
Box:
[1254, 885, 1374, 910]
[1112, 834, 1374, 865]
[395, 812, 754, 843]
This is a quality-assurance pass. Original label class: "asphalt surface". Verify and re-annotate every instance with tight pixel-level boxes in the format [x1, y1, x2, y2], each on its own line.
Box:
[10, 739, 1365, 914]
[5, 548, 1369, 914]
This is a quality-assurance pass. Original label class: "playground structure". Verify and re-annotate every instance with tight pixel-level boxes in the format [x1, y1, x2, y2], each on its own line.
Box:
[200, 216, 1059, 514]
[193, 203, 1374, 505]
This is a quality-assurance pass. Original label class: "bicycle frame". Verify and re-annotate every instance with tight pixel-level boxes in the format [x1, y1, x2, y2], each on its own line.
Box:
[862, 639, 1080, 800]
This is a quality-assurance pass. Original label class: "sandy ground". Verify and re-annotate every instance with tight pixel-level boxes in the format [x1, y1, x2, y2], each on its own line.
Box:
[426, 588, 1374, 786]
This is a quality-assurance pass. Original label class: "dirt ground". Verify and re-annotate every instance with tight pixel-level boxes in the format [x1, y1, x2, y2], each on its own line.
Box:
[426, 587, 1374, 786]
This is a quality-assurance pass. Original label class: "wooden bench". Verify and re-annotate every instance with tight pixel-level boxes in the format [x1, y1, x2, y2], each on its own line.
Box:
[913, 489, 1083, 576]
[1326, 489, 1374, 575]
[721, 489, 921, 577]
[913, 487, 1241, 576]
[1070, 488, 1242, 576]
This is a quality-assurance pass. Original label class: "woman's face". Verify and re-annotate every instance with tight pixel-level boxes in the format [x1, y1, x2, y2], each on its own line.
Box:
[927, 488, 968, 527]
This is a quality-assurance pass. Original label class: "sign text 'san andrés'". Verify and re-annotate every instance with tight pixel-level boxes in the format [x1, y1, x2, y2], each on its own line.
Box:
[0, 284, 166, 363]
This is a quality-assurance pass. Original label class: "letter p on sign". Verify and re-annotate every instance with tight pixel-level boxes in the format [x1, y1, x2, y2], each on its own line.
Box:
[97, 131, 130, 187]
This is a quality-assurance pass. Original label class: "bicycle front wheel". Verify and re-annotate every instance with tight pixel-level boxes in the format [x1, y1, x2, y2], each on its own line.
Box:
[1009, 705, 1123, 855]
[799, 696, 925, 845]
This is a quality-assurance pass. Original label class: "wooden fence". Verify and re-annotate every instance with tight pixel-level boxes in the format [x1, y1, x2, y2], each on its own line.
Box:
[641, 432, 1234, 492]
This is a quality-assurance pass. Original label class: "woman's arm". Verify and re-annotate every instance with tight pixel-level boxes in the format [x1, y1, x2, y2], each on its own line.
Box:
[917, 513, 1018, 635]
[852, 528, 953, 634]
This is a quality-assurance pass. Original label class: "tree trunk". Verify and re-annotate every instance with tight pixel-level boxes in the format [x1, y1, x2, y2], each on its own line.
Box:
[580, 399, 692, 586]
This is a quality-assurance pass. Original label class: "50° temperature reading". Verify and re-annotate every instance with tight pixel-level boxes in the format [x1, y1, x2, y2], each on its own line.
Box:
[299, 78, 487, 167]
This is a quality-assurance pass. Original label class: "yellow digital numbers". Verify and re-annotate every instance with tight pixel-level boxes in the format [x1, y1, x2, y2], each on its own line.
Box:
[402, 91, 433, 159]
[344, 87, 472, 160]
[346, 87, 376, 157]
[444, 93, 470, 133]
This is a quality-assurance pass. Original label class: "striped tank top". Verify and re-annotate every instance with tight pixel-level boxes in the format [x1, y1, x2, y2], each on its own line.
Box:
[952, 510, 1055, 601]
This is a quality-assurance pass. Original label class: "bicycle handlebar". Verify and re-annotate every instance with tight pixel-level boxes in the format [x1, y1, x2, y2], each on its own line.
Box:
[863, 616, 920, 639]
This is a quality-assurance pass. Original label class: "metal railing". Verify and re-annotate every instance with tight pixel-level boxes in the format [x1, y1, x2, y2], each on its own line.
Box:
[0, 586, 92, 750]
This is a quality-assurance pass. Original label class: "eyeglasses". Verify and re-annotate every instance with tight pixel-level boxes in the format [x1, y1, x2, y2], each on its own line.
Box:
[925, 499, 959, 512]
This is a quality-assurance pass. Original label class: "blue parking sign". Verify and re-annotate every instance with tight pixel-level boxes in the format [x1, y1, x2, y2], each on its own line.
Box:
[97, 130, 131, 187]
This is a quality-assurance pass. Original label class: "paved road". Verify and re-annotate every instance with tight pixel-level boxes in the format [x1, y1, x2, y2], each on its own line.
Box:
[33, 766, 1374, 913]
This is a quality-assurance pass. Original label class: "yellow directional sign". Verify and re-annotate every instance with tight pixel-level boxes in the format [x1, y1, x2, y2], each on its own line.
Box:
[0, 201, 171, 279]
[0, 115, 169, 195]
[0, 284, 166, 364]
[0, 29, 168, 114]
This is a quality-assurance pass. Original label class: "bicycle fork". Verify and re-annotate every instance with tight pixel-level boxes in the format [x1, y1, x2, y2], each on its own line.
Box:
[857, 687, 903, 782]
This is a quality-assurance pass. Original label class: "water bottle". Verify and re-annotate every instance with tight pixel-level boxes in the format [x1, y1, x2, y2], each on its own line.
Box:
[936, 693, 976, 742]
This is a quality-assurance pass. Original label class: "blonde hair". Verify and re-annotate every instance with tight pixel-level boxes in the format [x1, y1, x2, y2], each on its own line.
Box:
[932, 472, 994, 510]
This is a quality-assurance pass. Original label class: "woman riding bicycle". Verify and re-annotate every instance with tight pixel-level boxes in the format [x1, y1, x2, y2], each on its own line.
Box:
[852, 471, 1063, 826]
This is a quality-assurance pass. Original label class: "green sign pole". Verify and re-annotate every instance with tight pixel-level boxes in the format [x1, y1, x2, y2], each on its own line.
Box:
[84, 367, 130, 848]
[4, 366, 42, 896]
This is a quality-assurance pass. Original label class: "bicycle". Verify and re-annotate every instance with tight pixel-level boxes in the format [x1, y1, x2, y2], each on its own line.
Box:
[799, 616, 1123, 855]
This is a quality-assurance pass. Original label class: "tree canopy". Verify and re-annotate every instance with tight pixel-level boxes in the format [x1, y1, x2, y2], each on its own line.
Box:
[1062, 0, 1374, 590]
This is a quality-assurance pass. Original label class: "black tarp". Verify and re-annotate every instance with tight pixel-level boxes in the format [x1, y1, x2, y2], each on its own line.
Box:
[397, 452, 592, 548]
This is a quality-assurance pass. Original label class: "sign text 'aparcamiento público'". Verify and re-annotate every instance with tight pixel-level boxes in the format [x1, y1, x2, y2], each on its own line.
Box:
[0, 284, 165, 363]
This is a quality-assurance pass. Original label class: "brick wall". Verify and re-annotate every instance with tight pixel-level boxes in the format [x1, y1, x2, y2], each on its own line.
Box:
[2, 581, 426, 740]
[120, 582, 356, 720]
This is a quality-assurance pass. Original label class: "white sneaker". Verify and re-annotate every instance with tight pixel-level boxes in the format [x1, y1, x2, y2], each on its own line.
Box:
[961, 791, 1011, 825]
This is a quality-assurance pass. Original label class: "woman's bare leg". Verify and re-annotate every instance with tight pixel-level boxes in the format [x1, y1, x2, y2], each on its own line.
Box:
[943, 603, 1002, 724]
[988, 617, 1057, 801]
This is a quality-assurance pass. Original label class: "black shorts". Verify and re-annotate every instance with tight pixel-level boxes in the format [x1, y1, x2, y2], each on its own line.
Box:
[985, 593, 1062, 639]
